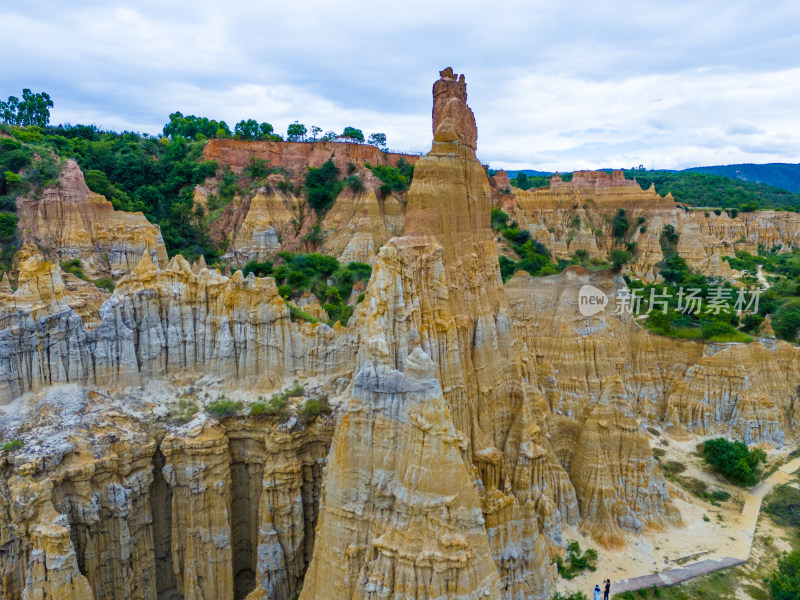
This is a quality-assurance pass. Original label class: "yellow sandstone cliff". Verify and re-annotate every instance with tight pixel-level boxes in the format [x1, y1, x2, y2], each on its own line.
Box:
[16, 159, 168, 279]
[503, 171, 800, 280]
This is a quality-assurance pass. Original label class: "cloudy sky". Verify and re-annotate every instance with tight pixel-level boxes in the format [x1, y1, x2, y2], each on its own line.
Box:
[2, 0, 799, 171]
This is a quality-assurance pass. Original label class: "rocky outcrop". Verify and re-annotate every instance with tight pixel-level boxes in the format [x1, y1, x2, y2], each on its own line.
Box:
[299, 351, 501, 600]
[302, 68, 579, 600]
[203, 139, 419, 178]
[0, 250, 358, 405]
[505, 171, 800, 280]
[319, 177, 405, 264]
[225, 186, 301, 263]
[0, 384, 334, 600]
[222, 170, 406, 266]
[506, 267, 800, 446]
[16, 160, 168, 279]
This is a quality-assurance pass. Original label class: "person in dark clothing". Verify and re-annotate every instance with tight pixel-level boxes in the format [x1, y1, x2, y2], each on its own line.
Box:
[604, 579, 611, 600]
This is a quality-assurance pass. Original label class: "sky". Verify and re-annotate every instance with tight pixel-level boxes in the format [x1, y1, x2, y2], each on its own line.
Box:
[2, 0, 799, 172]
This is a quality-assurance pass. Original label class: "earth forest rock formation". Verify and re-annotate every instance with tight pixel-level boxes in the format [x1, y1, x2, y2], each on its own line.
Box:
[1, 68, 799, 600]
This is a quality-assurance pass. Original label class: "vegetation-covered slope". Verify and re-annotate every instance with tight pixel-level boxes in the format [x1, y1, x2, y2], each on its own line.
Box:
[622, 168, 800, 211]
[687, 162, 800, 193]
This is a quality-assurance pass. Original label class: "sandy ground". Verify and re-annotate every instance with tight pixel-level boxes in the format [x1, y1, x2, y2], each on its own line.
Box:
[558, 432, 799, 597]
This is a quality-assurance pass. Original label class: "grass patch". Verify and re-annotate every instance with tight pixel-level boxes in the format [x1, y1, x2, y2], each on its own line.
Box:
[556, 540, 598, 580]
[169, 395, 199, 423]
[550, 593, 587, 600]
[298, 397, 332, 424]
[706, 331, 753, 343]
[614, 568, 737, 599]
[764, 484, 800, 547]
[288, 303, 320, 324]
[60, 258, 116, 292]
[249, 384, 303, 420]
[207, 397, 243, 419]
[662, 461, 687, 477]
[1, 439, 24, 452]
[742, 583, 769, 600]
[668, 475, 730, 505]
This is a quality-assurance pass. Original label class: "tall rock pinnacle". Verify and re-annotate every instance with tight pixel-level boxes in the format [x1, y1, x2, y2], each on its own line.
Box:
[432, 67, 478, 151]
[297, 68, 561, 600]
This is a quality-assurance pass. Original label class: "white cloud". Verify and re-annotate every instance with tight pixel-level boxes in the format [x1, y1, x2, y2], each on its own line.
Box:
[1, 0, 799, 170]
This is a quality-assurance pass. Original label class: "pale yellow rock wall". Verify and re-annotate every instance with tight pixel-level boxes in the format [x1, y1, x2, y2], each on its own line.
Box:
[16, 160, 168, 279]
[506, 173, 800, 281]
[0, 390, 334, 600]
[0, 250, 359, 405]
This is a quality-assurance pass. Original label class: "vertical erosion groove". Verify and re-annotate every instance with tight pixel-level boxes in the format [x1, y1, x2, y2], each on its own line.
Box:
[230, 447, 263, 600]
[150, 448, 180, 599]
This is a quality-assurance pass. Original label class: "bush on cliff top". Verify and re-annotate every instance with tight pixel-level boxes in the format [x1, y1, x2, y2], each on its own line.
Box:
[207, 398, 243, 420]
[299, 397, 332, 424]
[249, 384, 302, 419]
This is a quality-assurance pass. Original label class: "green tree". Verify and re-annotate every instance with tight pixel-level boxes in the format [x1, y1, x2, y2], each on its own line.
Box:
[702, 438, 766, 485]
[84, 169, 114, 197]
[770, 551, 800, 600]
[287, 121, 307, 141]
[662, 224, 679, 245]
[342, 127, 365, 143]
[242, 157, 275, 180]
[609, 248, 632, 269]
[1, 89, 53, 126]
[514, 172, 531, 190]
[365, 160, 413, 195]
[309, 125, 322, 141]
[305, 158, 342, 214]
[612, 209, 629, 239]
[234, 119, 259, 139]
[773, 299, 800, 341]
[258, 122, 274, 139]
[163, 112, 231, 139]
[367, 132, 387, 148]
[0, 212, 18, 241]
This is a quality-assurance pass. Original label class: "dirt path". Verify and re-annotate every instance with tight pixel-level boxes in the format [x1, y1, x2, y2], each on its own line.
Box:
[609, 457, 800, 594]
[757, 265, 770, 289]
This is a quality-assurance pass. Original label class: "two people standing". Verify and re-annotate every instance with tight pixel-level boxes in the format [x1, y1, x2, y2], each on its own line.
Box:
[593, 579, 611, 600]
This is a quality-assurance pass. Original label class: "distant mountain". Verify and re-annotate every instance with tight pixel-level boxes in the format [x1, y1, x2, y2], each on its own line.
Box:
[502, 164, 800, 198]
[682, 163, 800, 193]
[502, 169, 553, 178]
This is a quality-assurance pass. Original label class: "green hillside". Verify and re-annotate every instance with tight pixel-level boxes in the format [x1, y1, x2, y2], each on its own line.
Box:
[622, 168, 800, 211]
[686, 163, 800, 193]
